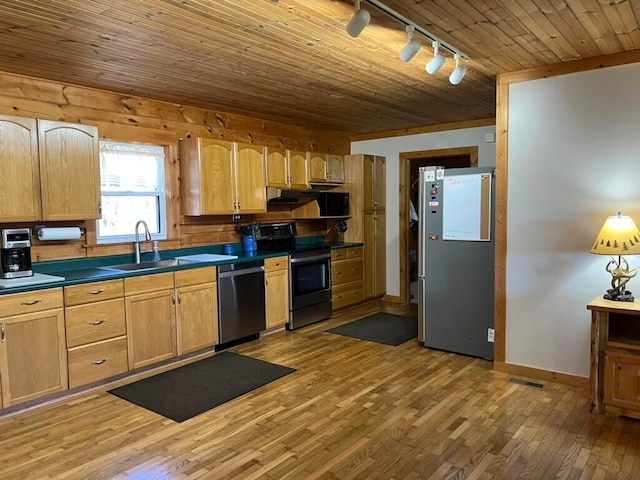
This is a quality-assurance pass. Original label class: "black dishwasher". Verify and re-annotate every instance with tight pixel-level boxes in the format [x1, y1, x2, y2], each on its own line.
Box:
[217, 259, 266, 347]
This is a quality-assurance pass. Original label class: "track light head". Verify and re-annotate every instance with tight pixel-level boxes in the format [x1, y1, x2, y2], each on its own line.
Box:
[346, 0, 371, 38]
[399, 25, 421, 62]
[449, 53, 466, 85]
[425, 41, 445, 75]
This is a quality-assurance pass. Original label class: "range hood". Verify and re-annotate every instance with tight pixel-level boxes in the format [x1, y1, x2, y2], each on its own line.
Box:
[267, 187, 318, 205]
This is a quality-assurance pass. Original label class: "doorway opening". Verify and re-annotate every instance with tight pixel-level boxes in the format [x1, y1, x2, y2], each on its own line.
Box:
[399, 147, 478, 304]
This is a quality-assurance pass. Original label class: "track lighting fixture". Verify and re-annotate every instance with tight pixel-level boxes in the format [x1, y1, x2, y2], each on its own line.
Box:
[425, 41, 445, 75]
[399, 25, 421, 62]
[449, 53, 467, 85]
[346, 0, 371, 38]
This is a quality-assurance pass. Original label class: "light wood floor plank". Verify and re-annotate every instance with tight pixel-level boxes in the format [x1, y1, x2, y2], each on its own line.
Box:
[1, 301, 640, 479]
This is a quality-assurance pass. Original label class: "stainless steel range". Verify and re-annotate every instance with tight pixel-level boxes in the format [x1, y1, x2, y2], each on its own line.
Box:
[256, 222, 332, 330]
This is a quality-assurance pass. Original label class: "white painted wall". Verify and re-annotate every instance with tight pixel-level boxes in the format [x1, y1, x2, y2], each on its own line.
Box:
[507, 63, 640, 378]
[351, 126, 497, 298]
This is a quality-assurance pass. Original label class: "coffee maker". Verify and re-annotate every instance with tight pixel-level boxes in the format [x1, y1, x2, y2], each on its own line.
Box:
[1, 228, 33, 279]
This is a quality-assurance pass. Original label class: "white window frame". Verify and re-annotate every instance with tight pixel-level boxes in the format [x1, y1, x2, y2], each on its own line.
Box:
[97, 141, 168, 244]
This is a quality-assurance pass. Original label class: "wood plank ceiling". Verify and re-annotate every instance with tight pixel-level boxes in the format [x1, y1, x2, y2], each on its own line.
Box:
[0, 0, 638, 135]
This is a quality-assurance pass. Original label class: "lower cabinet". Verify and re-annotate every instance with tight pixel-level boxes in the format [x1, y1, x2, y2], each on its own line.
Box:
[364, 212, 386, 299]
[125, 272, 177, 370]
[64, 279, 128, 388]
[0, 288, 67, 408]
[331, 247, 364, 310]
[605, 350, 640, 414]
[175, 267, 218, 355]
[265, 256, 289, 329]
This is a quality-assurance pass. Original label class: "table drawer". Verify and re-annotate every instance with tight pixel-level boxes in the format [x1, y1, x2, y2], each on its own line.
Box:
[0, 287, 63, 317]
[64, 279, 124, 306]
[332, 280, 364, 310]
[68, 336, 128, 389]
[332, 258, 363, 285]
[65, 298, 126, 348]
[265, 256, 288, 272]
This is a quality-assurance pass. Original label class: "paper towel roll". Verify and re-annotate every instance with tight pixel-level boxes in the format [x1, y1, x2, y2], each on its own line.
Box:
[37, 227, 82, 241]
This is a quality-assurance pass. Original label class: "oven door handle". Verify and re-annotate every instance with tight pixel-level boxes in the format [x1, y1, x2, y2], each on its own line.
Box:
[290, 254, 331, 264]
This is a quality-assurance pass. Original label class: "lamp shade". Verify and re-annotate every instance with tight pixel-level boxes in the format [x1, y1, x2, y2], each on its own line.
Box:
[590, 213, 640, 255]
[346, 8, 370, 38]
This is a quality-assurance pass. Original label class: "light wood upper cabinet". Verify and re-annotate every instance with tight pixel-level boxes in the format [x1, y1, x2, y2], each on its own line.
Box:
[327, 154, 345, 183]
[288, 150, 310, 190]
[180, 138, 266, 215]
[235, 143, 266, 213]
[309, 153, 344, 184]
[266, 147, 289, 189]
[0, 115, 99, 222]
[0, 288, 67, 409]
[363, 155, 385, 211]
[38, 120, 100, 220]
[0, 115, 41, 222]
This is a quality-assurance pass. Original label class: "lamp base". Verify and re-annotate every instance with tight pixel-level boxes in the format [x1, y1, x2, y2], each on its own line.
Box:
[604, 288, 635, 302]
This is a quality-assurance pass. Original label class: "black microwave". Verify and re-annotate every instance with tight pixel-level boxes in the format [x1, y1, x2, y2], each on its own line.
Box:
[317, 192, 350, 217]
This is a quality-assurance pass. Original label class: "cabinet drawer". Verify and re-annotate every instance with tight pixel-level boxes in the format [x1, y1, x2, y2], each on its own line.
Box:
[174, 267, 217, 288]
[331, 249, 348, 261]
[332, 258, 363, 285]
[68, 336, 128, 389]
[332, 280, 364, 310]
[265, 256, 288, 272]
[65, 298, 126, 348]
[605, 350, 640, 412]
[0, 287, 63, 317]
[347, 247, 363, 259]
[124, 272, 174, 296]
[64, 279, 124, 306]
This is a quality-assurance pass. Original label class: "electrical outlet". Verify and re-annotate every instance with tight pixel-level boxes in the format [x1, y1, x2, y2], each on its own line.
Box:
[487, 328, 495, 343]
[232, 214, 241, 221]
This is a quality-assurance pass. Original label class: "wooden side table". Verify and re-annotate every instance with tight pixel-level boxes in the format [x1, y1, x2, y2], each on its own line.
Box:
[588, 297, 640, 418]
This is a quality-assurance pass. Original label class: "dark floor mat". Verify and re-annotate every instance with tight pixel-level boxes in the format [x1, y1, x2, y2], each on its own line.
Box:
[108, 352, 295, 422]
[327, 312, 418, 346]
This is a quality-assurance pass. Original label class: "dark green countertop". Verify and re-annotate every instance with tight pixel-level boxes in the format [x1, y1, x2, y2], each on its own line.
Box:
[0, 240, 362, 295]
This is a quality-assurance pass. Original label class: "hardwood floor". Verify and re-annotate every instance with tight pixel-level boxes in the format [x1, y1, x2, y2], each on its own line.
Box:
[1, 301, 639, 479]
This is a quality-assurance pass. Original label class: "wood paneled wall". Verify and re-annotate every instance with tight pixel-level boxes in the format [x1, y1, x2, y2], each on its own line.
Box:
[0, 71, 349, 262]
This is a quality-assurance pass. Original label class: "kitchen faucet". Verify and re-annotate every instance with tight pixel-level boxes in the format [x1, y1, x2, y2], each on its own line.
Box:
[134, 220, 152, 264]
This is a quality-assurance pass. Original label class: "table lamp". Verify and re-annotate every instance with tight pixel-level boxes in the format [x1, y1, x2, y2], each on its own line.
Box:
[591, 212, 640, 301]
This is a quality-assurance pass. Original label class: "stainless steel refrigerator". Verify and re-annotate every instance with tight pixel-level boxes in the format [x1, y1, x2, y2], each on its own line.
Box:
[417, 166, 495, 360]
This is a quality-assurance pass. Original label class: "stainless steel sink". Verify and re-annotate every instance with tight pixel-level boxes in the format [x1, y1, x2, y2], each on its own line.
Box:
[98, 259, 191, 272]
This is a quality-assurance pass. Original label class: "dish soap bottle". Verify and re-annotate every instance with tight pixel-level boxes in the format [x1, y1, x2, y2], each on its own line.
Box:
[152, 241, 161, 261]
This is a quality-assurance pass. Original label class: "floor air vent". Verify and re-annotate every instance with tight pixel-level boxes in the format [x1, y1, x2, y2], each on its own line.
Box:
[508, 377, 545, 389]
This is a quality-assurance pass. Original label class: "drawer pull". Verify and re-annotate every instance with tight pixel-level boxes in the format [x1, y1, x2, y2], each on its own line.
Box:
[88, 289, 105, 295]
[1, 323, 4, 342]
[21, 299, 42, 306]
[88, 319, 106, 326]
[91, 358, 109, 365]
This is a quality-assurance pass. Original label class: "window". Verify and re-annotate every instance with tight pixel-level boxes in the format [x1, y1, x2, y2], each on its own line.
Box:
[97, 141, 167, 244]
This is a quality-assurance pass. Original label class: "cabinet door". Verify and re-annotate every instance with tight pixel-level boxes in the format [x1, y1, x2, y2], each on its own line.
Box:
[374, 212, 386, 297]
[38, 120, 100, 220]
[266, 269, 289, 329]
[0, 309, 67, 408]
[125, 290, 176, 369]
[176, 283, 218, 355]
[199, 138, 235, 214]
[363, 212, 386, 299]
[288, 151, 309, 190]
[363, 155, 385, 211]
[309, 153, 327, 183]
[235, 143, 266, 213]
[605, 352, 640, 412]
[327, 154, 344, 183]
[374, 156, 386, 210]
[266, 147, 289, 188]
[0, 115, 41, 221]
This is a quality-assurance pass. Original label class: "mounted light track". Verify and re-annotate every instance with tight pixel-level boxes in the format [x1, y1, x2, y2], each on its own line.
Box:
[399, 25, 421, 62]
[425, 41, 445, 75]
[346, 0, 371, 38]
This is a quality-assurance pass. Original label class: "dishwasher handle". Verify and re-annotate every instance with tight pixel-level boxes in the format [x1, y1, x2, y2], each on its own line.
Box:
[218, 266, 265, 279]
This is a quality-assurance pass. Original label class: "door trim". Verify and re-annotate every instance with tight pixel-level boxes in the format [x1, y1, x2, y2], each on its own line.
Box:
[399, 146, 478, 305]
